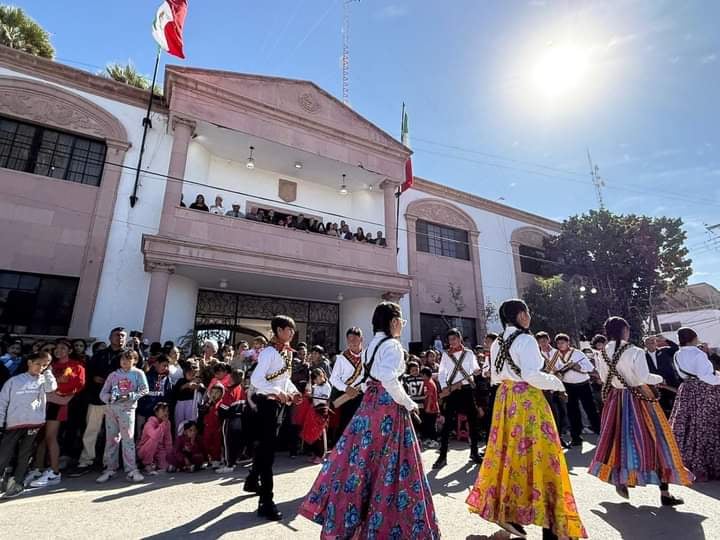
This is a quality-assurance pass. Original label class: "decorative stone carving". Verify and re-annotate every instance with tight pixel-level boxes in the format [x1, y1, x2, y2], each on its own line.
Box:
[406, 198, 478, 233]
[146, 261, 176, 274]
[0, 77, 129, 142]
[382, 292, 404, 303]
[278, 178, 298, 203]
[298, 91, 321, 114]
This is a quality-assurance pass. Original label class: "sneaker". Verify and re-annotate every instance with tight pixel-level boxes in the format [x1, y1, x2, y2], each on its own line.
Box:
[215, 465, 235, 474]
[30, 470, 61, 488]
[126, 470, 144, 482]
[96, 469, 116, 484]
[23, 468, 42, 487]
[209, 460, 222, 469]
[144, 467, 160, 476]
[2, 479, 24, 499]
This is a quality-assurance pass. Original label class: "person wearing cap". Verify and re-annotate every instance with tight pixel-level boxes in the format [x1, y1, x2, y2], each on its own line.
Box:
[225, 203, 244, 218]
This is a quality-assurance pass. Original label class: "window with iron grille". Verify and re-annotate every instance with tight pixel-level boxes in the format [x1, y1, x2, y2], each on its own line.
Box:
[0, 116, 106, 186]
[416, 219, 470, 260]
[519, 245, 551, 276]
[0, 271, 79, 335]
[660, 321, 682, 332]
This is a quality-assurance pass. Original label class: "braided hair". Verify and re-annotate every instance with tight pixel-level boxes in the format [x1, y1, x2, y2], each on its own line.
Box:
[494, 299, 529, 376]
[601, 316, 658, 403]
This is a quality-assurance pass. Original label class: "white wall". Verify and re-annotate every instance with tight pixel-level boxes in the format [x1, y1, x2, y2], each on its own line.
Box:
[398, 187, 558, 335]
[659, 309, 720, 348]
[162, 274, 199, 344]
[340, 296, 382, 351]
[181, 153, 386, 237]
[0, 67, 175, 339]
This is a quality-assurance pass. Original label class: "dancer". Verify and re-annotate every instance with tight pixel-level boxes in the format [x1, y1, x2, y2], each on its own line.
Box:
[466, 299, 587, 540]
[434, 327, 482, 469]
[329, 327, 364, 437]
[537, 331, 571, 449]
[299, 301, 439, 539]
[669, 327, 720, 481]
[589, 316, 692, 505]
[246, 315, 300, 521]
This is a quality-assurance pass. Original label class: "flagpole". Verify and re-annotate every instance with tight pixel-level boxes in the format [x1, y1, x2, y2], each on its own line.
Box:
[395, 102, 405, 255]
[130, 46, 162, 208]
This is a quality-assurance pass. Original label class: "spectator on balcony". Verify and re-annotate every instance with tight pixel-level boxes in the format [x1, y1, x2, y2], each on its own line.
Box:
[366, 232, 374, 244]
[210, 196, 225, 215]
[308, 218, 319, 233]
[190, 195, 209, 212]
[316, 222, 326, 234]
[278, 218, 287, 227]
[180, 194, 186, 208]
[246, 207, 260, 221]
[296, 214, 309, 231]
[226, 203, 244, 218]
[376, 230, 387, 247]
[354, 227, 367, 243]
[326, 223, 339, 237]
[266, 210, 277, 225]
[257, 209, 267, 223]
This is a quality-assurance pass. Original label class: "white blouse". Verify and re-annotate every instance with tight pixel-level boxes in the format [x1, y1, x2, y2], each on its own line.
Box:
[597, 341, 663, 389]
[674, 346, 720, 385]
[364, 332, 417, 411]
[490, 327, 565, 391]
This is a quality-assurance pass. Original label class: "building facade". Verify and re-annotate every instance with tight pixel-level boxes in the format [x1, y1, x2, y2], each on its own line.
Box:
[0, 47, 559, 352]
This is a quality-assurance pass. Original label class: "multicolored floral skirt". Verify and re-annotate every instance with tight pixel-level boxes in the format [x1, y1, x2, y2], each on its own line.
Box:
[298, 380, 440, 539]
[670, 379, 720, 481]
[466, 380, 587, 538]
[589, 387, 693, 487]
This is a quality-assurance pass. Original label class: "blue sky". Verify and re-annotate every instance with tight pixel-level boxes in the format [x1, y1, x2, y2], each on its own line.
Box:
[20, 0, 720, 287]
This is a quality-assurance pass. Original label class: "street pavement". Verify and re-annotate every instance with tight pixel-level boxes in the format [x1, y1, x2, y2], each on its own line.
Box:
[1, 437, 718, 539]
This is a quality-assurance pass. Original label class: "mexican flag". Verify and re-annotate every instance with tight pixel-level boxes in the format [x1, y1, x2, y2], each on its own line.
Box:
[152, 0, 188, 59]
[400, 103, 414, 192]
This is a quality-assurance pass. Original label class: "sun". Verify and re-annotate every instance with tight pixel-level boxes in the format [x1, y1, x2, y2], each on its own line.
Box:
[532, 44, 590, 99]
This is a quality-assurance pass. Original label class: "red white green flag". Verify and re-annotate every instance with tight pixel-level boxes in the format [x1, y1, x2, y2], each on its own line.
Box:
[152, 0, 188, 59]
[400, 103, 414, 192]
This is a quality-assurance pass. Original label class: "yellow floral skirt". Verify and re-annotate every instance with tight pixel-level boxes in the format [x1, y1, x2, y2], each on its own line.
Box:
[466, 380, 588, 538]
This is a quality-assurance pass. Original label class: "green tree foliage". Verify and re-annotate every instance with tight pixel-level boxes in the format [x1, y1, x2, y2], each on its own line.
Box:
[0, 5, 54, 58]
[103, 62, 151, 89]
[524, 276, 589, 340]
[543, 209, 692, 338]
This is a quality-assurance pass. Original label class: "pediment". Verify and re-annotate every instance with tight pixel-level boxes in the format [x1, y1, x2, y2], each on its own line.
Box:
[166, 66, 408, 156]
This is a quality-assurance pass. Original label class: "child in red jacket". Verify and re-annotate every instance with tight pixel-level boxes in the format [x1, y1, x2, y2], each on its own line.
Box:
[138, 402, 172, 474]
[215, 369, 246, 474]
[201, 383, 224, 468]
[168, 421, 205, 472]
[421, 367, 440, 448]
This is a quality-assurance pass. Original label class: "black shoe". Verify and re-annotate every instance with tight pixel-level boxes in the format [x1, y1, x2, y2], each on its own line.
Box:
[243, 476, 260, 495]
[571, 437, 583, 446]
[498, 521, 527, 537]
[469, 452, 483, 464]
[67, 466, 92, 478]
[661, 494, 684, 506]
[560, 438, 572, 449]
[257, 502, 282, 521]
[542, 526, 559, 540]
[432, 456, 447, 469]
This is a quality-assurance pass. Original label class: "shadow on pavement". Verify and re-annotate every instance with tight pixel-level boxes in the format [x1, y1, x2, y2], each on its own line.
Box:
[426, 460, 480, 497]
[591, 501, 707, 540]
[688, 481, 720, 499]
[140, 494, 305, 539]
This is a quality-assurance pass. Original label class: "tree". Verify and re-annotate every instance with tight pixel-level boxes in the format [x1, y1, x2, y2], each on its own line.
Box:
[524, 276, 589, 341]
[0, 5, 54, 58]
[103, 62, 151, 89]
[544, 209, 692, 338]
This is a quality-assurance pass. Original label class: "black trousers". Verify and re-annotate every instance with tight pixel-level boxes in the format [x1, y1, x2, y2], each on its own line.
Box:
[336, 393, 363, 440]
[421, 412, 438, 440]
[545, 391, 568, 437]
[0, 427, 40, 483]
[439, 385, 479, 456]
[247, 396, 284, 505]
[565, 381, 601, 439]
[222, 418, 243, 466]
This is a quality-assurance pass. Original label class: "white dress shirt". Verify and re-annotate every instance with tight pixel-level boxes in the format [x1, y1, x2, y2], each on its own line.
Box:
[557, 348, 594, 384]
[490, 327, 565, 391]
[329, 350, 364, 392]
[540, 347, 560, 372]
[312, 381, 332, 406]
[250, 345, 299, 396]
[647, 350, 658, 369]
[597, 341, 663, 389]
[209, 205, 225, 215]
[674, 346, 720, 385]
[438, 348, 480, 390]
[364, 332, 417, 411]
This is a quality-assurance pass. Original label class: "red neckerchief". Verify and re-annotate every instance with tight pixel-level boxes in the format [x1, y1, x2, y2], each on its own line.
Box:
[448, 344, 464, 354]
[343, 349, 362, 367]
[272, 340, 295, 354]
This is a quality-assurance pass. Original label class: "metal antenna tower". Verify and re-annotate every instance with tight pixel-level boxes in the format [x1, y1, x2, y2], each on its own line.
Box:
[342, 1, 360, 105]
[587, 149, 606, 209]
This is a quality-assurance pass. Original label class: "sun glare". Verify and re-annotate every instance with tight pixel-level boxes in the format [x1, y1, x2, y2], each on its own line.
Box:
[532, 44, 590, 99]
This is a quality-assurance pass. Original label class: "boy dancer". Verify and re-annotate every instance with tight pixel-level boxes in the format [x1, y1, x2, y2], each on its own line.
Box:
[247, 316, 300, 521]
[329, 327, 364, 436]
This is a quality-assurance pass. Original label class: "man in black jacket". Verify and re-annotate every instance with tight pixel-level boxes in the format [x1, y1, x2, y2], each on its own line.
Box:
[644, 335, 680, 416]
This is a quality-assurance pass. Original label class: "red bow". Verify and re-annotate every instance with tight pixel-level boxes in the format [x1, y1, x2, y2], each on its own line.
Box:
[448, 345, 464, 354]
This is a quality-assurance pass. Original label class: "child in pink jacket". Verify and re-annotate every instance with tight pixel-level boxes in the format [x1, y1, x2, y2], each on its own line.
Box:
[137, 402, 172, 474]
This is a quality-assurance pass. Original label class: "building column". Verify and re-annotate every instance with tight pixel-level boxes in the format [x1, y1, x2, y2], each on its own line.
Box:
[159, 115, 196, 233]
[142, 262, 175, 342]
[405, 215, 421, 341]
[469, 231, 487, 341]
[68, 140, 130, 337]
[381, 179, 401, 255]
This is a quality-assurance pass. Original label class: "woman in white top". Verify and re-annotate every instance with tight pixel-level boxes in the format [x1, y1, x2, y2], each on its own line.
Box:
[669, 327, 720, 481]
[589, 316, 692, 506]
[299, 301, 439, 539]
[466, 299, 587, 540]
